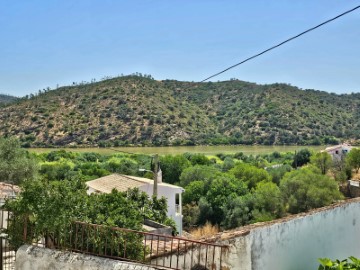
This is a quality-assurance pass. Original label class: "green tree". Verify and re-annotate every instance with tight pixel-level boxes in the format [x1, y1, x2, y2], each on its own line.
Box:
[310, 152, 332, 175]
[39, 159, 76, 180]
[222, 157, 235, 171]
[5, 178, 173, 256]
[179, 165, 220, 187]
[292, 148, 311, 168]
[205, 174, 247, 224]
[230, 163, 270, 190]
[0, 137, 38, 185]
[221, 194, 254, 229]
[280, 167, 342, 214]
[267, 164, 292, 185]
[160, 155, 191, 184]
[183, 181, 205, 204]
[104, 157, 138, 175]
[347, 148, 360, 173]
[187, 153, 212, 166]
[252, 181, 284, 222]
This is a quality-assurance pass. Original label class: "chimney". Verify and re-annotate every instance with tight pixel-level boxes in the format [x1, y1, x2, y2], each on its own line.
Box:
[157, 166, 162, 183]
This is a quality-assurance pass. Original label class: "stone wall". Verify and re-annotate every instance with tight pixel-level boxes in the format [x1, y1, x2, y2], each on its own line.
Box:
[16, 245, 160, 270]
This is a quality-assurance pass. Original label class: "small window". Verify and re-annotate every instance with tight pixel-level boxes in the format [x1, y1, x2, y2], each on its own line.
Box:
[335, 150, 339, 154]
[175, 193, 180, 214]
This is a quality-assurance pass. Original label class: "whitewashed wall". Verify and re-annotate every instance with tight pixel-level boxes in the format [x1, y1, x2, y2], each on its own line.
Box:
[242, 200, 360, 270]
[157, 199, 360, 270]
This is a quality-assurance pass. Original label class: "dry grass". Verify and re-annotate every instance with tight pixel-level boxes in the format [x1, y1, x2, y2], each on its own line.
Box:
[353, 170, 360, 180]
[189, 222, 219, 240]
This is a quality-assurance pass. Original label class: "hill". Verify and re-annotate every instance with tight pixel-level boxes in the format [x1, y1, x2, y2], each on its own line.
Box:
[0, 75, 359, 147]
[0, 94, 18, 105]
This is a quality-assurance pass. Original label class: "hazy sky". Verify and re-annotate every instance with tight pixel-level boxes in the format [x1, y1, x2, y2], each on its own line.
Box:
[0, 0, 359, 96]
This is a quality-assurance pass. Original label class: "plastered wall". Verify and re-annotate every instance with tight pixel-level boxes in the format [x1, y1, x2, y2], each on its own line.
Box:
[157, 198, 360, 270]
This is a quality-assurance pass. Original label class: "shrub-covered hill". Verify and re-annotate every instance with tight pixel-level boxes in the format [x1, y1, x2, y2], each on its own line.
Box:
[0, 94, 18, 105]
[0, 75, 359, 147]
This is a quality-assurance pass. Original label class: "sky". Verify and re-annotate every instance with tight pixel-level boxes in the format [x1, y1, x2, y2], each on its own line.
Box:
[0, 0, 359, 97]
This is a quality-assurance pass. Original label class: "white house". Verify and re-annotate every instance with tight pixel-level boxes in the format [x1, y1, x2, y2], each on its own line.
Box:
[86, 174, 185, 235]
[322, 144, 353, 161]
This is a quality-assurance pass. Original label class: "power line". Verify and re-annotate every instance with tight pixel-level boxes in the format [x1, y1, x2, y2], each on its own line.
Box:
[199, 5, 360, 83]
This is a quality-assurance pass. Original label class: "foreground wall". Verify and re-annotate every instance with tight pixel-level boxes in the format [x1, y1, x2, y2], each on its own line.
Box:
[16, 245, 159, 270]
[16, 199, 360, 270]
[250, 199, 360, 270]
[158, 198, 360, 270]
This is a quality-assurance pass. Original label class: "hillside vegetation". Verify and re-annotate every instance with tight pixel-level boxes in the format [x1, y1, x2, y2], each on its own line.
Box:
[0, 75, 359, 147]
[0, 94, 18, 105]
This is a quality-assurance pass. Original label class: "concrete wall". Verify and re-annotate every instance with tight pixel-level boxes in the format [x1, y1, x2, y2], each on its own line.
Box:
[16, 245, 160, 270]
[157, 199, 360, 270]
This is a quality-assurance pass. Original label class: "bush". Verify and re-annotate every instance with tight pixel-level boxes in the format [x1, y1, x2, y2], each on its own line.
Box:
[280, 167, 343, 214]
[318, 256, 360, 270]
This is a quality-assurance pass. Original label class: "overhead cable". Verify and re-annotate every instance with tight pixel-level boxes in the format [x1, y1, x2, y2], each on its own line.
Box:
[199, 5, 360, 83]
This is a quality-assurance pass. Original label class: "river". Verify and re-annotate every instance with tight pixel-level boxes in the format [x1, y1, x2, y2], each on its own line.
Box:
[28, 145, 325, 155]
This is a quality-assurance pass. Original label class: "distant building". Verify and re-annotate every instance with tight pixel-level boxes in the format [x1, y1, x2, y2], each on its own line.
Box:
[86, 174, 184, 235]
[322, 144, 353, 161]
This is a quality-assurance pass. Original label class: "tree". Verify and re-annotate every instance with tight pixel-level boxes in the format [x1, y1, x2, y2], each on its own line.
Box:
[292, 149, 311, 168]
[39, 159, 76, 181]
[104, 157, 138, 175]
[221, 194, 254, 229]
[252, 181, 284, 222]
[188, 154, 212, 166]
[5, 178, 173, 256]
[183, 181, 205, 204]
[0, 137, 38, 185]
[160, 155, 191, 184]
[267, 164, 292, 185]
[179, 165, 220, 187]
[222, 157, 235, 171]
[230, 163, 270, 190]
[204, 174, 247, 224]
[347, 148, 360, 173]
[310, 152, 332, 175]
[280, 167, 342, 214]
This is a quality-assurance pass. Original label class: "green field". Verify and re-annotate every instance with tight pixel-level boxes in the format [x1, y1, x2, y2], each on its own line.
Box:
[28, 145, 325, 156]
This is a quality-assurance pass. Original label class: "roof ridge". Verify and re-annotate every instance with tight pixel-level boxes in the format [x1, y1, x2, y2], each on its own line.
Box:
[116, 174, 149, 184]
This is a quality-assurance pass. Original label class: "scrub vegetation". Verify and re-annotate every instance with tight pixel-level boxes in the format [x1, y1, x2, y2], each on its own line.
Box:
[0, 75, 359, 147]
[2, 137, 358, 238]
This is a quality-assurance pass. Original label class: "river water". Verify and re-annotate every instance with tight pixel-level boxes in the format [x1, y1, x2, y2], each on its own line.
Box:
[29, 145, 325, 155]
